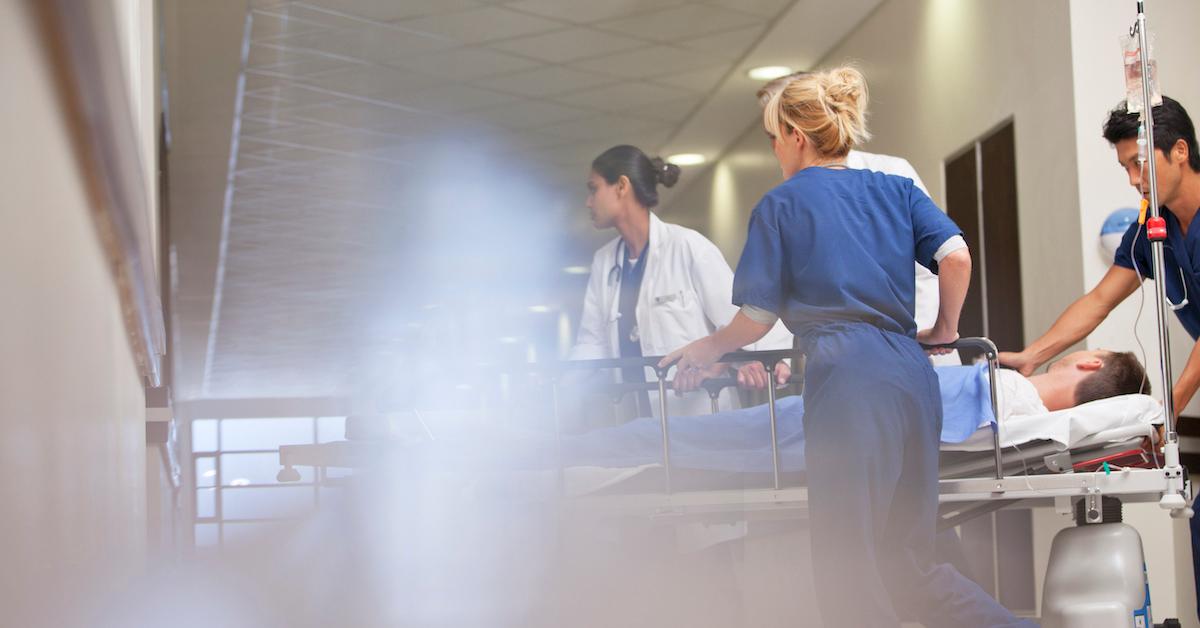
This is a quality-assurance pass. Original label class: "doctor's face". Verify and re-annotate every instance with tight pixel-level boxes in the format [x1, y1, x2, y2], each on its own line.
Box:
[1114, 137, 1185, 208]
[586, 171, 620, 229]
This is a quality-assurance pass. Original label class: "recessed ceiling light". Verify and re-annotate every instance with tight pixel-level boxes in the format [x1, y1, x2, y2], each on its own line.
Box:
[202, 470, 216, 478]
[666, 153, 706, 166]
[563, 266, 590, 275]
[747, 65, 794, 81]
[230, 478, 250, 487]
[528, 305, 552, 313]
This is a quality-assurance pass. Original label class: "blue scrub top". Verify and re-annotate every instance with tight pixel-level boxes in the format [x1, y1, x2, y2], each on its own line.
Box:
[1113, 208, 1200, 339]
[732, 167, 961, 342]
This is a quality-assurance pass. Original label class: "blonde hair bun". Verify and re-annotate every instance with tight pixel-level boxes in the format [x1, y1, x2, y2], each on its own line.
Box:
[763, 65, 872, 157]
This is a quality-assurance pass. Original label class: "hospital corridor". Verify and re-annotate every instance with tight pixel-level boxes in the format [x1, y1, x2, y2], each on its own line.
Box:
[7, 0, 1200, 626]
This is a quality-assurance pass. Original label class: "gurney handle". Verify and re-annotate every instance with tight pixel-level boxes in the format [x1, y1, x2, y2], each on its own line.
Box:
[918, 337, 998, 359]
[922, 337, 1004, 481]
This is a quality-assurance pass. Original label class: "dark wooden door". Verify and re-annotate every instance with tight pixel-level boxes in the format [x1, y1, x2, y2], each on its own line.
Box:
[944, 121, 1024, 354]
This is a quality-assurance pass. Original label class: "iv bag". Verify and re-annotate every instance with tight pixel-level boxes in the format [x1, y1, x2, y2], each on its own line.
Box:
[1122, 31, 1162, 114]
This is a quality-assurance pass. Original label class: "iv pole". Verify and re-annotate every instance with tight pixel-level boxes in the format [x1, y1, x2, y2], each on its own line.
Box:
[1132, 0, 1188, 513]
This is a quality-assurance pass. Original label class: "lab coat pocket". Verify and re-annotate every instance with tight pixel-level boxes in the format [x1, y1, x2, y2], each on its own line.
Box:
[651, 290, 691, 308]
[649, 289, 700, 345]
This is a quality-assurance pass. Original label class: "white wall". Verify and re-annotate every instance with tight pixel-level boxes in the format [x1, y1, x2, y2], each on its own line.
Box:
[1070, 0, 1200, 415]
[664, 0, 1085, 345]
[114, 0, 160, 267]
[0, 3, 149, 626]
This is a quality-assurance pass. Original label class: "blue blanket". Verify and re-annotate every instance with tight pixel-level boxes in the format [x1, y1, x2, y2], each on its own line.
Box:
[551, 364, 994, 473]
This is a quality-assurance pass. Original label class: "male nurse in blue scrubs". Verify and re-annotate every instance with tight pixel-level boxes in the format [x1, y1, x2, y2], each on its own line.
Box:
[1001, 95, 1200, 619]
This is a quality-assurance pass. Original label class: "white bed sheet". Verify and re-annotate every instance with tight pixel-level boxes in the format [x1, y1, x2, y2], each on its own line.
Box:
[564, 394, 1163, 497]
[945, 394, 1161, 452]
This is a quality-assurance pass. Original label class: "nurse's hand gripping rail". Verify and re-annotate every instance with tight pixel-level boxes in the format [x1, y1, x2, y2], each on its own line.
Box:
[549, 348, 798, 492]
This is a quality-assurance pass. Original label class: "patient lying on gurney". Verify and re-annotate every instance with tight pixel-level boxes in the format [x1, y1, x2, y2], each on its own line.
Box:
[529, 350, 1154, 475]
[1014, 349, 1147, 413]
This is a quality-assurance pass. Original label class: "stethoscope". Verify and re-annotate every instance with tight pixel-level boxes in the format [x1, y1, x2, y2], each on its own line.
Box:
[607, 239, 647, 343]
[1167, 258, 1191, 311]
[1129, 221, 1190, 311]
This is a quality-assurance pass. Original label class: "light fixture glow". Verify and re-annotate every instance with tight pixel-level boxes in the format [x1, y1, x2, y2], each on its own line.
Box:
[666, 153, 706, 166]
[528, 305, 552, 313]
[563, 266, 590, 275]
[747, 65, 794, 81]
[230, 478, 250, 487]
[202, 470, 217, 478]
[498, 336, 520, 344]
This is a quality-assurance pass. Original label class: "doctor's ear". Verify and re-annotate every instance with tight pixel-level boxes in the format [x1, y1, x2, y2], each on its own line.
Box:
[615, 175, 631, 198]
[1171, 138, 1189, 165]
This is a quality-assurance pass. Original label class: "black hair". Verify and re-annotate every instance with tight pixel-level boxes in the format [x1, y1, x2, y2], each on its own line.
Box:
[1075, 351, 1150, 405]
[1102, 96, 1200, 172]
[591, 145, 681, 208]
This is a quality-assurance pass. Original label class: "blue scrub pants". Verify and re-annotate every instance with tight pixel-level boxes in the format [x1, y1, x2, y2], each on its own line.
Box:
[800, 324, 1035, 628]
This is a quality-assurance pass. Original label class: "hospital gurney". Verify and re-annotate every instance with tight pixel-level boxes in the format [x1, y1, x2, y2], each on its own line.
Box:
[277, 338, 1188, 528]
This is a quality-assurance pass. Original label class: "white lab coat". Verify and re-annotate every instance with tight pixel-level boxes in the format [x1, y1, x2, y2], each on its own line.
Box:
[570, 213, 793, 417]
[847, 150, 961, 366]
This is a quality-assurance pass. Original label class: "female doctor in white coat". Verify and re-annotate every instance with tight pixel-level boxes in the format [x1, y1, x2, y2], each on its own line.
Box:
[570, 145, 793, 418]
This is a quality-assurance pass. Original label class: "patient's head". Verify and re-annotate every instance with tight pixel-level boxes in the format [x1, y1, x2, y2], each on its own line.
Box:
[1046, 349, 1149, 405]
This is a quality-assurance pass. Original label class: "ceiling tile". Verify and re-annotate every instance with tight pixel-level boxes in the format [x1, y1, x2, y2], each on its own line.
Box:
[269, 22, 457, 65]
[388, 47, 542, 82]
[571, 45, 726, 80]
[595, 4, 764, 44]
[247, 43, 360, 74]
[537, 113, 663, 142]
[296, 101, 459, 136]
[247, 41, 287, 68]
[466, 98, 592, 130]
[676, 24, 766, 54]
[250, 9, 330, 42]
[295, 0, 484, 22]
[623, 94, 706, 123]
[477, 65, 619, 97]
[402, 83, 524, 113]
[301, 64, 446, 99]
[503, 0, 687, 25]
[487, 27, 650, 64]
[553, 81, 693, 113]
[651, 62, 734, 91]
[703, 0, 794, 18]
[394, 6, 566, 45]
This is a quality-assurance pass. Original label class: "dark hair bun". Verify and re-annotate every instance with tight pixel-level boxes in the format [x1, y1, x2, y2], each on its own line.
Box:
[649, 157, 682, 188]
[592, 145, 680, 208]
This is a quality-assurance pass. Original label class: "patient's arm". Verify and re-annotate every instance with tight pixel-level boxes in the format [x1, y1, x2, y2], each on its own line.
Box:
[1000, 265, 1140, 375]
